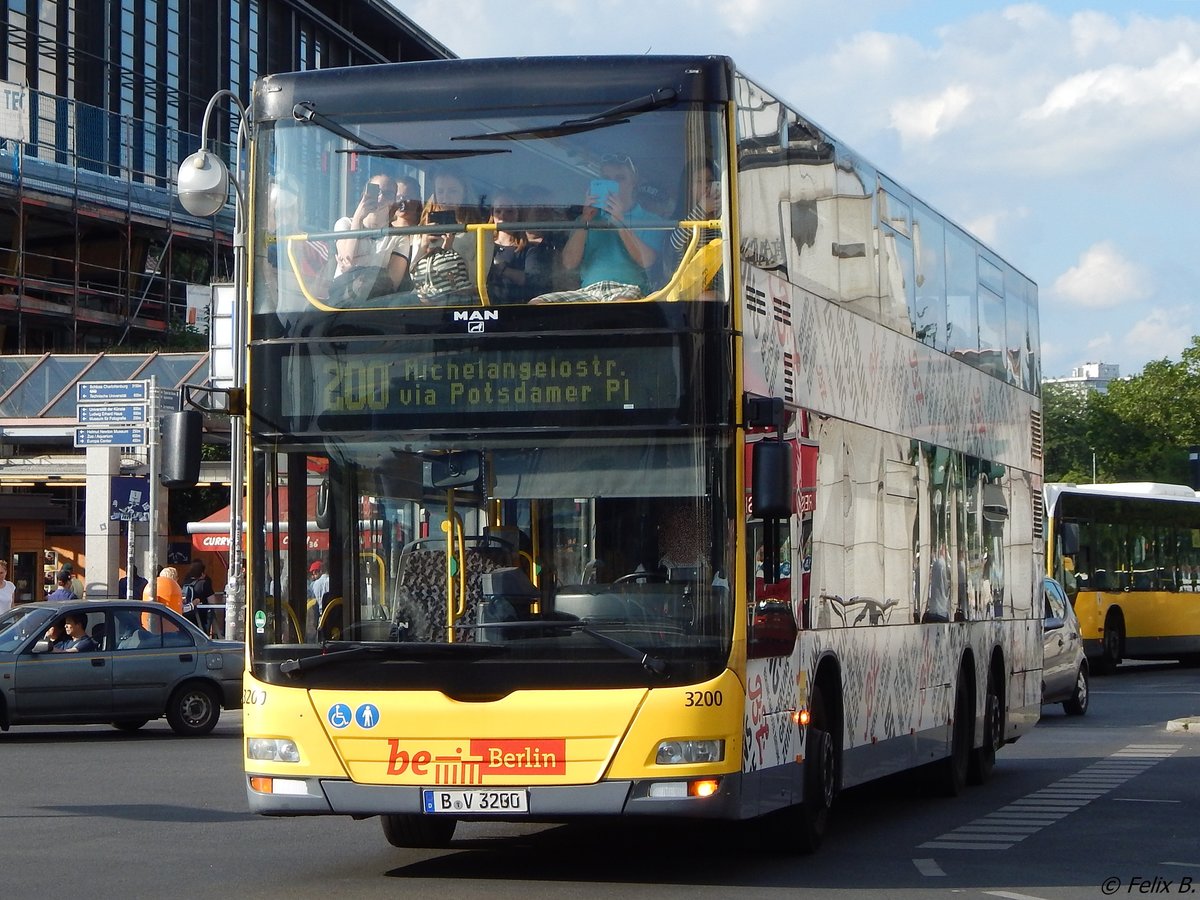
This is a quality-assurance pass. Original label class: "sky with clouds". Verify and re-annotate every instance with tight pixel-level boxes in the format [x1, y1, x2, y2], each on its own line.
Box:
[391, 0, 1200, 378]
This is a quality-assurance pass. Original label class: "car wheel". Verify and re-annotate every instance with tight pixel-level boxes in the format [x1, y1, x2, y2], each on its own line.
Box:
[166, 682, 221, 736]
[381, 814, 457, 848]
[1064, 662, 1090, 716]
[112, 719, 149, 732]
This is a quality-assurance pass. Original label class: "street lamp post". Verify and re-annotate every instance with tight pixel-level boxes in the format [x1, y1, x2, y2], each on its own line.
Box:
[176, 90, 249, 641]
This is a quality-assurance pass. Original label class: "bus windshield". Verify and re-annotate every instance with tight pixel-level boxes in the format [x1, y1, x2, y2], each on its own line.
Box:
[250, 436, 733, 691]
[256, 100, 728, 313]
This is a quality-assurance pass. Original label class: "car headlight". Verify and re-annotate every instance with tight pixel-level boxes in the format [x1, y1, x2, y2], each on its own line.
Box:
[247, 738, 301, 762]
[655, 739, 725, 765]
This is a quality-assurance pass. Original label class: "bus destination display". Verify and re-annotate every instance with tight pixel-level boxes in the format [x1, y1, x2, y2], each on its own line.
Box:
[283, 344, 682, 420]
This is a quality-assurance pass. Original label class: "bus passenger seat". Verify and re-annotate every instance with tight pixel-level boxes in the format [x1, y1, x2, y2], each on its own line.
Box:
[392, 545, 508, 642]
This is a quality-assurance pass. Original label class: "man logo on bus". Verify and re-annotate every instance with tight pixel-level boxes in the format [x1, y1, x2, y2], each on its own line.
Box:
[387, 738, 566, 782]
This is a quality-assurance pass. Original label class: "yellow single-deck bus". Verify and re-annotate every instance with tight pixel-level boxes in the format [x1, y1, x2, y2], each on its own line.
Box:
[214, 56, 1042, 851]
[1046, 482, 1200, 672]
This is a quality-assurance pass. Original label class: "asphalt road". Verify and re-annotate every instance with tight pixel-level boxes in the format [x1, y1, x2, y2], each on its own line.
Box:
[4, 660, 1198, 899]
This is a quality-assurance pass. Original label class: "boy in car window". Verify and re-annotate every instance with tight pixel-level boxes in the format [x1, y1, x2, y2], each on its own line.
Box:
[60, 612, 96, 652]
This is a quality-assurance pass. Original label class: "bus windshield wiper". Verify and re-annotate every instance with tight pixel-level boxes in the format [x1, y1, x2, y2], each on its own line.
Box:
[279, 640, 508, 677]
[452, 86, 677, 143]
[451, 119, 629, 142]
[280, 643, 383, 677]
[293, 101, 394, 151]
[293, 101, 511, 159]
[559, 87, 677, 126]
[571, 625, 669, 676]
[341, 147, 511, 160]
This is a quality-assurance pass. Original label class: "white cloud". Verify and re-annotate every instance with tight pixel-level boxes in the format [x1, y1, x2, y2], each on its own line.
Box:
[889, 85, 973, 143]
[1052, 241, 1151, 309]
[1124, 307, 1194, 363]
[1028, 44, 1200, 121]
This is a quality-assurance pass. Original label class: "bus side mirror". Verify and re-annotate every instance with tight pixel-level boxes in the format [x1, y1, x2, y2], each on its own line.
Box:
[160, 410, 203, 488]
[751, 441, 792, 520]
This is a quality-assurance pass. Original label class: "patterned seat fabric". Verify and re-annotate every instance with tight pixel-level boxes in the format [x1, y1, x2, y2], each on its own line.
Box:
[391, 545, 510, 642]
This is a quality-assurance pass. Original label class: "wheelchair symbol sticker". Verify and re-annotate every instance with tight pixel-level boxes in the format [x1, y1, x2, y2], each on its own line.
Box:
[327, 703, 352, 729]
[355, 704, 380, 729]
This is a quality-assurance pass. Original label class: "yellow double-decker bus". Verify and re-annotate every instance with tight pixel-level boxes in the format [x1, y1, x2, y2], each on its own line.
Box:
[208, 55, 1042, 852]
[1046, 482, 1200, 672]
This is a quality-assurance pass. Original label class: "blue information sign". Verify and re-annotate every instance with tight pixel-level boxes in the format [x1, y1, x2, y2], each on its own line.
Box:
[73, 427, 147, 447]
[77, 380, 149, 402]
[77, 403, 148, 424]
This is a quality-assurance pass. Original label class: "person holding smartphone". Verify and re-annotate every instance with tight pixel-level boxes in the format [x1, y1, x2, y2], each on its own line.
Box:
[536, 153, 661, 303]
[411, 168, 488, 299]
[330, 173, 412, 303]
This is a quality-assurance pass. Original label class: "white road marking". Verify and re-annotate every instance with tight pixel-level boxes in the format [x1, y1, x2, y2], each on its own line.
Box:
[984, 891, 1053, 900]
[918, 743, 1182, 851]
[912, 858, 945, 877]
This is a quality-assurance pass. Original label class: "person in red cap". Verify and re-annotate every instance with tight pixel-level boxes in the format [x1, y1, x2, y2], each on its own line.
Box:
[308, 560, 329, 615]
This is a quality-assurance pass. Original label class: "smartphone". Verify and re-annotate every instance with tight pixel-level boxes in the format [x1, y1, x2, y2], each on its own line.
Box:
[428, 209, 457, 225]
[363, 183, 384, 203]
[588, 178, 619, 214]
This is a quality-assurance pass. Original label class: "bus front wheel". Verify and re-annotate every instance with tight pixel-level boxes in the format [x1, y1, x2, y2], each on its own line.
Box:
[1097, 613, 1124, 674]
[796, 684, 837, 853]
[381, 814, 457, 848]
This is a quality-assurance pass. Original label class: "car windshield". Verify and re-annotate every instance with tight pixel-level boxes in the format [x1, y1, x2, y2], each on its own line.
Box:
[0, 605, 54, 652]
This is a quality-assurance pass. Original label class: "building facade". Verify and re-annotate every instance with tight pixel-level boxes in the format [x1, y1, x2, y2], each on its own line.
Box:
[1044, 362, 1120, 395]
[0, 0, 451, 355]
[0, 0, 452, 598]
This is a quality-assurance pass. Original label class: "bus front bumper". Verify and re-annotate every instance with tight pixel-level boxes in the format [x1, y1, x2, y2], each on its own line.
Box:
[246, 773, 750, 820]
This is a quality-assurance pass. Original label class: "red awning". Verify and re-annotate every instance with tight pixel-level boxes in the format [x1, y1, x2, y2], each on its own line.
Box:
[187, 486, 328, 552]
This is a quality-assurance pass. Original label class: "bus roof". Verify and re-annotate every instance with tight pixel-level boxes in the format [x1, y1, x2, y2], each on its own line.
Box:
[1045, 481, 1200, 512]
[253, 55, 735, 123]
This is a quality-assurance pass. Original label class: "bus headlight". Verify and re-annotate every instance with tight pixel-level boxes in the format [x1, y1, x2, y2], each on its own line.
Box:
[655, 739, 725, 765]
[247, 738, 301, 762]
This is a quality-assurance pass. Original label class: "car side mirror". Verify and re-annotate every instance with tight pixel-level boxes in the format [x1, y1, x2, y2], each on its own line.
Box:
[31, 640, 51, 654]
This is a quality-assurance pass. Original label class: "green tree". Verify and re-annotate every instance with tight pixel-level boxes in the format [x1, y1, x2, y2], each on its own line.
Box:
[1042, 382, 1093, 482]
[1097, 341, 1200, 483]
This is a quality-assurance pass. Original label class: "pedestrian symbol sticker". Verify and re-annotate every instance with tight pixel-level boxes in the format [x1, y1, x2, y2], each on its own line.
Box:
[355, 704, 380, 729]
[327, 703, 352, 729]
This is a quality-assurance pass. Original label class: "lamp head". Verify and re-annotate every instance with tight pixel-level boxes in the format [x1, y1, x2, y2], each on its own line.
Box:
[177, 150, 230, 217]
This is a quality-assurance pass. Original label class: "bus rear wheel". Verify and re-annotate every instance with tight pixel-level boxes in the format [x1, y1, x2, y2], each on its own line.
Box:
[968, 666, 1003, 785]
[381, 814, 457, 848]
[932, 666, 972, 797]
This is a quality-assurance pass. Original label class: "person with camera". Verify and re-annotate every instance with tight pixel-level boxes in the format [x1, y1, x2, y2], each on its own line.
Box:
[533, 153, 661, 303]
[330, 173, 412, 303]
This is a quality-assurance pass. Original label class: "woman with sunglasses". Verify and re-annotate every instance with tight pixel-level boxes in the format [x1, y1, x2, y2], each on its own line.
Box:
[391, 175, 423, 228]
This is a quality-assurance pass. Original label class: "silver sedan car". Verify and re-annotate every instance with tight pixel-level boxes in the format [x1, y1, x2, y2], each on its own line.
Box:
[1042, 576, 1089, 715]
[0, 599, 243, 736]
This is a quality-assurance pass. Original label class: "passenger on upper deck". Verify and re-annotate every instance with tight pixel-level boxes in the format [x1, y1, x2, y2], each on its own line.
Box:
[391, 175, 423, 229]
[669, 162, 722, 259]
[486, 191, 533, 305]
[412, 169, 488, 292]
[329, 173, 412, 303]
[531, 154, 661, 303]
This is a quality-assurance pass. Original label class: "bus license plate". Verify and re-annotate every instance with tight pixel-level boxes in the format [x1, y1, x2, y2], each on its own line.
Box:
[422, 789, 529, 815]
